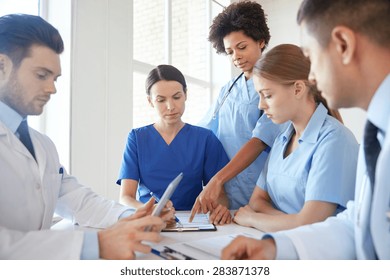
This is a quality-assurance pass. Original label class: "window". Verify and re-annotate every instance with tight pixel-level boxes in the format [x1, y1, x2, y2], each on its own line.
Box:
[0, 0, 39, 16]
[132, 0, 228, 128]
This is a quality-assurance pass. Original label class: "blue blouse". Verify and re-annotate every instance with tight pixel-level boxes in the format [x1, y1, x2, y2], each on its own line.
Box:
[117, 123, 229, 210]
[256, 103, 359, 214]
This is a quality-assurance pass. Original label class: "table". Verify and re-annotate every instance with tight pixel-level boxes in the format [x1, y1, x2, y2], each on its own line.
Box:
[51, 211, 264, 260]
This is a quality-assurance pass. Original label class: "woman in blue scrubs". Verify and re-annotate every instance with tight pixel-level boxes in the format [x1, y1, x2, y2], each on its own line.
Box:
[117, 65, 229, 211]
[192, 1, 282, 220]
[233, 44, 359, 232]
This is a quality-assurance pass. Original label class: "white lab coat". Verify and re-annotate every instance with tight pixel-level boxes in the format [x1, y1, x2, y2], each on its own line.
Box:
[0, 121, 130, 259]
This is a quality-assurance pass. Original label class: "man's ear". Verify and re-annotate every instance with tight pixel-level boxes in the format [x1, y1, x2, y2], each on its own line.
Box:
[330, 26, 356, 65]
[0, 54, 13, 84]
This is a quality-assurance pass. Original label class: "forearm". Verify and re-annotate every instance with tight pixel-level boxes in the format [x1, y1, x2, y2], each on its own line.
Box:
[248, 188, 283, 215]
[215, 138, 266, 184]
[249, 212, 303, 232]
[249, 197, 283, 215]
[250, 201, 337, 232]
[120, 195, 144, 209]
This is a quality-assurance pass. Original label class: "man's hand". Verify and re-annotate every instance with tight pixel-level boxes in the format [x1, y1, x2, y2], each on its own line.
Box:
[221, 236, 276, 260]
[137, 197, 175, 223]
[98, 207, 164, 260]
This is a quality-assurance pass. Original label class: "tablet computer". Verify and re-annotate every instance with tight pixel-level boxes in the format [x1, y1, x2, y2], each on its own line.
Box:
[145, 172, 183, 231]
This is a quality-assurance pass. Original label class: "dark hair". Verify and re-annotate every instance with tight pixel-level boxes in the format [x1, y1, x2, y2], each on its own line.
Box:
[254, 44, 343, 122]
[297, 0, 390, 47]
[145, 65, 187, 96]
[208, 1, 270, 54]
[0, 14, 64, 67]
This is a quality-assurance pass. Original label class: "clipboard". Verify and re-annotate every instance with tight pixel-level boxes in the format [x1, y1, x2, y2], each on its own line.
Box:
[162, 224, 216, 232]
[162, 212, 216, 232]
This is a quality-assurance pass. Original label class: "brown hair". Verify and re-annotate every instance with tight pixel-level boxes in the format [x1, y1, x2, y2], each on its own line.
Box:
[254, 44, 342, 122]
[0, 14, 64, 68]
[145, 64, 187, 96]
[297, 0, 390, 47]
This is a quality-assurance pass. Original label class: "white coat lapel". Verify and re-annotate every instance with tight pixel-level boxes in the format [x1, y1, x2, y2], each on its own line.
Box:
[29, 129, 47, 180]
[0, 122, 35, 161]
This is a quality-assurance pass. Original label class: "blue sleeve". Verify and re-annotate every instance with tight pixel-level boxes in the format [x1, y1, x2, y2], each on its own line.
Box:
[117, 130, 140, 185]
[118, 208, 136, 219]
[252, 114, 287, 148]
[80, 232, 99, 260]
[256, 154, 270, 191]
[305, 128, 358, 209]
[202, 131, 229, 184]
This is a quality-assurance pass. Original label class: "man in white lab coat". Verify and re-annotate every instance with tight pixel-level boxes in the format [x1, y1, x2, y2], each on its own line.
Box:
[0, 14, 166, 259]
[222, 0, 390, 260]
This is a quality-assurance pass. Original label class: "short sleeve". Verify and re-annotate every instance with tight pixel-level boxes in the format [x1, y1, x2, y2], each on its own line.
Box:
[305, 129, 358, 209]
[116, 130, 140, 185]
[202, 131, 229, 184]
[256, 153, 270, 191]
[252, 114, 287, 148]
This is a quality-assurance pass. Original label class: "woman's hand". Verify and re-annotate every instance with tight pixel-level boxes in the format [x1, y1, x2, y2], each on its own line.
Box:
[233, 205, 256, 227]
[209, 204, 232, 225]
[189, 176, 224, 222]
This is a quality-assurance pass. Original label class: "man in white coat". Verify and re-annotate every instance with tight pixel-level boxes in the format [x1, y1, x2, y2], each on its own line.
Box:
[222, 0, 390, 260]
[0, 14, 167, 259]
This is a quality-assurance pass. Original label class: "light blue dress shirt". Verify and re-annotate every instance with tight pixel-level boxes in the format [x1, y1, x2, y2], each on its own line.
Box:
[257, 103, 358, 214]
[198, 74, 283, 209]
[0, 101, 23, 133]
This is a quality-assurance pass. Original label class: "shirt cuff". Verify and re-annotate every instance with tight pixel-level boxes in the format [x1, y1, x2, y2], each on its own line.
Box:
[118, 208, 136, 220]
[80, 231, 99, 260]
[263, 233, 299, 260]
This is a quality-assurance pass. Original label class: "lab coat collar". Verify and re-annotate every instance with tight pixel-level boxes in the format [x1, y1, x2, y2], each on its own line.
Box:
[0, 119, 39, 164]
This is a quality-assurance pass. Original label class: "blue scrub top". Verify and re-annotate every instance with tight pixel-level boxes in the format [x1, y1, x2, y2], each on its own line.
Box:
[117, 123, 229, 210]
[198, 74, 284, 209]
[257, 103, 359, 214]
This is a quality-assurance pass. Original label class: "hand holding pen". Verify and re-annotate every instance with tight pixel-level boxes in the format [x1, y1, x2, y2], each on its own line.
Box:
[149, 191, 183, 227]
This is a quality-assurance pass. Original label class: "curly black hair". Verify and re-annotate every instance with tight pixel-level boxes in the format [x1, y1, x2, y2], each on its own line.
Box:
[208, 1, 270, 54]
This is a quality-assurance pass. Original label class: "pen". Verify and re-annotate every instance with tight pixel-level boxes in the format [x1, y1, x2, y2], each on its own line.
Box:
[151, 248, 181, 260]
[150, 191, 182, 226]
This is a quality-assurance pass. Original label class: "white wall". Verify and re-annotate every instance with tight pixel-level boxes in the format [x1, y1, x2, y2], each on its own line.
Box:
[259, 0, 366, 141]
[70, 0, 133, 200]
